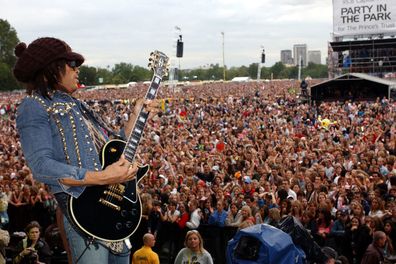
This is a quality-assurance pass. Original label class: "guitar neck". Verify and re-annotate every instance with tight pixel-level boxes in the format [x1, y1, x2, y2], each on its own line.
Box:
[123, 74, 162, 163]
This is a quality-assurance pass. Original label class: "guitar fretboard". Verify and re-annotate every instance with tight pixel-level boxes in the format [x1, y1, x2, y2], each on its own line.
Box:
[123, 75, 162, 163]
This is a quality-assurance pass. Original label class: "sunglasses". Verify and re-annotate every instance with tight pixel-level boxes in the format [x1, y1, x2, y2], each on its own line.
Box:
[66, 60, 79, 70]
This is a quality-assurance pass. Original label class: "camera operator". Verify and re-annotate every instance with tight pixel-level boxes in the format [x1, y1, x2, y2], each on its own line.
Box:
[13, 221, 51, 264]
[300, 79, 308, 97]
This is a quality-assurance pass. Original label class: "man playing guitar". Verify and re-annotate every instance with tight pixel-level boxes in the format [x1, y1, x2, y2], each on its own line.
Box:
[14, 37, 167, 264]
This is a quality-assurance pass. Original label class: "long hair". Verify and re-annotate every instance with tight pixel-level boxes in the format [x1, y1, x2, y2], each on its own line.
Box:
[26, 59, 67, 98]
[184, 230, 204, 254]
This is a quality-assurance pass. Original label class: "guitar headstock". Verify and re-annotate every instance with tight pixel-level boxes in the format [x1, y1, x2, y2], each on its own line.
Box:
[148, 51, 170, 78]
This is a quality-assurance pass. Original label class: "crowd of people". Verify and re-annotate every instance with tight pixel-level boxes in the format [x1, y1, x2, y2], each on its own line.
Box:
[0, 78, 396, 263]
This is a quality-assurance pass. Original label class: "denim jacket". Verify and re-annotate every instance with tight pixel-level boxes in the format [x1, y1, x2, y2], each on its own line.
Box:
[16, 91, 121, 198]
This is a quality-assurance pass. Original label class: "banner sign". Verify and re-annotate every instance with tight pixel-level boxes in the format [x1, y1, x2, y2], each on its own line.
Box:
[333, 0, 396, 37]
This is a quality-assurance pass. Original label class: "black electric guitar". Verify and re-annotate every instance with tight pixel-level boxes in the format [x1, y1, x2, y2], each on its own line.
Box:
[68, 51, 169, 242]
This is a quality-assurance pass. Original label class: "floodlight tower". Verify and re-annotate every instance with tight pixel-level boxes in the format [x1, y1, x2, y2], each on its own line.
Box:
[221, 32, 225, 81]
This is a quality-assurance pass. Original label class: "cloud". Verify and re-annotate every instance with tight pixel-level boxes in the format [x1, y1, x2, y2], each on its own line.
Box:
[0, 0, 333, 68]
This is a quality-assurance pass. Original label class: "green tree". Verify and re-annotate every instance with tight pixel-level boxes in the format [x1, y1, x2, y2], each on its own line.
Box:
[0, 62, 18, 91]
[131, 65, 152, 81]
[270, 62, 286, 79]
[96, 67, 112, 84]
[206, 64, 223, 81]
[248, 63, 259, 79]
[287, 66, 299, 79]
[260, 67, 271, 80]
[186, 68, 206, 81]
[79, 66, 97, 86]
[302, 62, 328, 79]
[111, 63, 134, 84]
[0, 19, 19, 66]
[0, 19, 20, 90]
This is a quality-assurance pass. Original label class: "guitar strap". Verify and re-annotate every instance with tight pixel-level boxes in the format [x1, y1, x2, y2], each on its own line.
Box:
[78, 100, 124, 140]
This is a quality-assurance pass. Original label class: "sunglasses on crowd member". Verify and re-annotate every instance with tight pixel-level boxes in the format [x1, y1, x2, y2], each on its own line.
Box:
[66, 60, 79, 70]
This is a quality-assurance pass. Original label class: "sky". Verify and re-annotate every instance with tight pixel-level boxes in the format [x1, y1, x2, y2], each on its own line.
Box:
[0, 0, 333, 69]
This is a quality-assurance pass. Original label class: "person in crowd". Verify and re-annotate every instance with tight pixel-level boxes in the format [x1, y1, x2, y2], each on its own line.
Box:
[208, 199, 228, 227]
[349, 201, 366, 225]
[265, 207, 281, 227]
[225, 202, 242, 227]
[314, 207, 333, 246]
[238, 205, 255, 230]
[147, 200, 162, 238]
[330, 208, 349, 238]
[344, 216, 372, 264]
[281, 180, 297, 201]
[174, 202, 189, 257]
[368, 197, 385, 218]
[174, 230, 213, 264]
[131, 233, 159, 264]
[200, 197, 213, 225]
[13, 37, 158, 264]
[13, 221, 51, 264]
[241, 176, 255, 197]
[186, 200, 201, 230]
[290, 200, 304, 221]
[254, 203, 267, 224]
[279, 198, 292, 218]
[383, 218, 396, 252]
[321, 246, 339, 264]
[361, 231, 388, 264]
[364, 216, 383, 237]
[330, 208, 349, 255]
[158, 201, 180, 260]
[176, 202, 189, 230]
[0, 228, 9, 264]
[0, 187, 9, 229]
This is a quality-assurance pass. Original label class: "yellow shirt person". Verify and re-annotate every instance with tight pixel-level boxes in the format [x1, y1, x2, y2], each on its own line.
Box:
[132, 233, 159, 264]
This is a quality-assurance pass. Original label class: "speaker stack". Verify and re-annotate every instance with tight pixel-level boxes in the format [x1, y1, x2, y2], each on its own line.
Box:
[177, 35, 183, 58]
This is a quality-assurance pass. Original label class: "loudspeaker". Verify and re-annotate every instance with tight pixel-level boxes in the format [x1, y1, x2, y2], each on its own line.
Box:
[177, 40, 183, 58]
[261, 53, 265, 63]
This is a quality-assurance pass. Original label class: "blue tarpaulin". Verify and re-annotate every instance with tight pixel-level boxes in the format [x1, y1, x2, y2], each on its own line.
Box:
[226, 224, 306, 264]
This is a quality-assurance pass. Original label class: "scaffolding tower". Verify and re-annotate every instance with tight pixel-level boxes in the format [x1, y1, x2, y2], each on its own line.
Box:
[328, 37, 396, 79]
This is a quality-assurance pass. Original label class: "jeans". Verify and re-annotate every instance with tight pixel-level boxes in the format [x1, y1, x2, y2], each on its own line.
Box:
[63, 214, 130, 264]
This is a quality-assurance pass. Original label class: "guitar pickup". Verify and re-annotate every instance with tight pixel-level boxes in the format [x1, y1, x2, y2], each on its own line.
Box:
[103, 190, 123, 201]
[108, 184, 126, 195]
[99, 198, 121, 211]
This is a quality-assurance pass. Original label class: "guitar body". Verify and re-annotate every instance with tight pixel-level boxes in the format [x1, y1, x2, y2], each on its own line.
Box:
[68, 139, 149, 242]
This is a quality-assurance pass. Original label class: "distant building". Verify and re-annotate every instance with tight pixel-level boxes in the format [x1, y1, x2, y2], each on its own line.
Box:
[293, 44, 307, 67]
[280, 50, 293, 65]
[308, 50, 321, 65]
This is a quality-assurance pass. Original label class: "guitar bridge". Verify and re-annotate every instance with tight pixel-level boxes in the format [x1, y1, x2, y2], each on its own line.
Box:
[99, 198, 121, 211]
